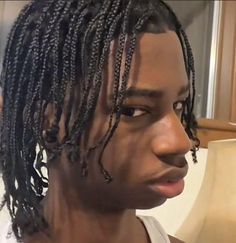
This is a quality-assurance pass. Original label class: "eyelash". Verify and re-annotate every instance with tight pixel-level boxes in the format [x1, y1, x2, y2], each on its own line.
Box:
[120, 107, 149, 118]
[120, 100, 186, 119]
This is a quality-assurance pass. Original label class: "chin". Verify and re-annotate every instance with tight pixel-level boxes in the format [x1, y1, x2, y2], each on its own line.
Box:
[135, 197, 167, 210]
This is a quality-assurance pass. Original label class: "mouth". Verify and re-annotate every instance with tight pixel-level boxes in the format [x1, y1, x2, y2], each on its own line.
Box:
[145, 167, 188, 198]
[148, 179, 185, 198]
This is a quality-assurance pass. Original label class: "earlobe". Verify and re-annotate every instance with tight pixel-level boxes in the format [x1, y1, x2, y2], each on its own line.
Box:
[42, 124, 60, 144]
[42, 103, 61, 150]
[43, 103, 57, 130]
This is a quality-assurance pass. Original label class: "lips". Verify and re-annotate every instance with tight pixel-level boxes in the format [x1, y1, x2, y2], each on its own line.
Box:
[145, 167, 188, 198]
[148, 179, 185, 198]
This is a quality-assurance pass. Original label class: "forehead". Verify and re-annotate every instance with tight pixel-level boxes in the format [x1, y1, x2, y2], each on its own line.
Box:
[107, 31, 188, 96]
[131, 31, 188, 88]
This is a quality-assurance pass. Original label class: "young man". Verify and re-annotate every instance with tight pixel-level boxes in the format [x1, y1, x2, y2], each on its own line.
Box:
[0, 0, 198, 242]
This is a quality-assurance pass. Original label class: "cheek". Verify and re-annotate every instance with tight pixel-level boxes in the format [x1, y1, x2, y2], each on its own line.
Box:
[100, 126, 150, 182]
[82, 126, 169, 209]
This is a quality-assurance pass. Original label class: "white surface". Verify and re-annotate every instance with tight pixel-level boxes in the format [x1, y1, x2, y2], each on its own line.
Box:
[0, 176, 9, 224]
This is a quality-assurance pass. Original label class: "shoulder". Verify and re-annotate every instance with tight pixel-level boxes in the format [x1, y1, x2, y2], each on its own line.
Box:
[138, 215, 185, 243]
[168, 235, 185, 243]
[137, 215, 170, 243]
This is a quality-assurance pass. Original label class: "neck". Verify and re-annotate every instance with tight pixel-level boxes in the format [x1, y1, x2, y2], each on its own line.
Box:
[42, 191, 145, 243]
[39, 169, 148, 243]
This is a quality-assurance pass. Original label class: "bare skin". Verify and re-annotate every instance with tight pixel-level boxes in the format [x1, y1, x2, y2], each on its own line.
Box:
[22, 31, 189, 243]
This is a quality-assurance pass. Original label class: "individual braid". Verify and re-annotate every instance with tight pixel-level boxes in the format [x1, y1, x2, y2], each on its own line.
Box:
[96, 0, 136, 182]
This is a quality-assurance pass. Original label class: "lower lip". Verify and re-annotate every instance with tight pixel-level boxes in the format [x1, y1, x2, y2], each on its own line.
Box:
[148, 179, 185, 198]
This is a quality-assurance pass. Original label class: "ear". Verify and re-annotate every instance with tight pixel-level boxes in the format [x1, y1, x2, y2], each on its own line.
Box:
[42, 102, 61, 150]
[43, 102, 58, 130]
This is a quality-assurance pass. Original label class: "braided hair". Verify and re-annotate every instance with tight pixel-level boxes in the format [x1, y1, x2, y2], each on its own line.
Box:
[0, 0, 199, 240]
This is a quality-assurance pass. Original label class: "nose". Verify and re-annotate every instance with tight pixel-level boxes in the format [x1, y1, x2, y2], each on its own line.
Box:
[150, 111, 191, 163]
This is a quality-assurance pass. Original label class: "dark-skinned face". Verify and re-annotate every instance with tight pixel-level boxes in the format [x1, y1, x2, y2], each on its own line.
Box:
[53, 31, 191, 212]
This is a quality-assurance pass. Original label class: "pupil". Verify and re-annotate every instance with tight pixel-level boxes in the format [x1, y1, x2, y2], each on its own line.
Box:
[122, 108, 135, 116]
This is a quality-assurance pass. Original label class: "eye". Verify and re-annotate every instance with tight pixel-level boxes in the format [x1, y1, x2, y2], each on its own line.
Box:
[173, 101, 185, 116]
[120, 107, 148, 118]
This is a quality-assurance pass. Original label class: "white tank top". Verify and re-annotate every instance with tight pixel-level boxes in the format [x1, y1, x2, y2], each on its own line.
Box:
[138, 215, 171, 243]
[0, 216, 170, 243]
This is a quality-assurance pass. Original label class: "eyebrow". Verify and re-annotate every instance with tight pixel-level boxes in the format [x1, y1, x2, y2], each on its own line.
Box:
[124, 87, 164, 99]
[123, 83, 190, 100]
